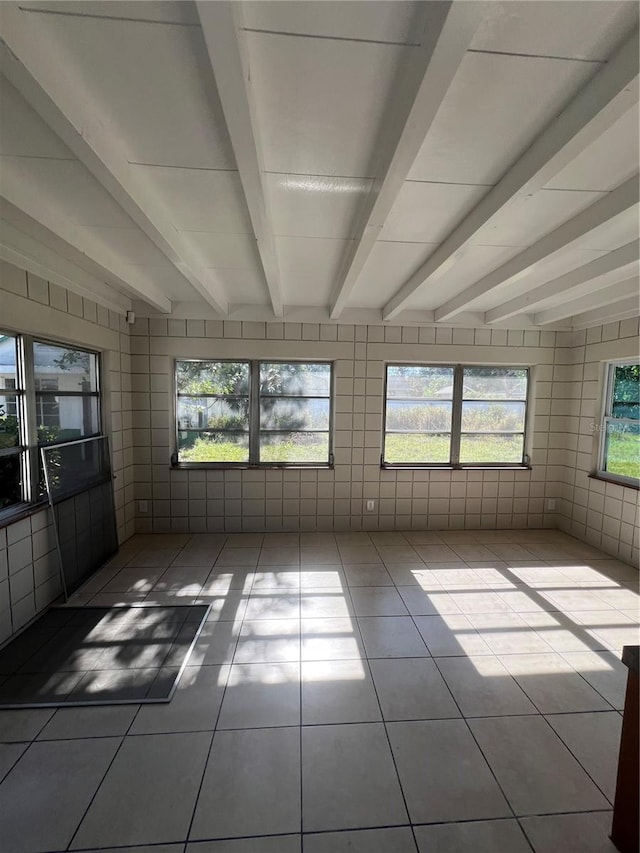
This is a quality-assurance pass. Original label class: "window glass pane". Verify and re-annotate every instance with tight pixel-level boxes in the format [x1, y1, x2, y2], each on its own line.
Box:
[178, 431, 249, 463]
[611, 364, 639, 419]
[462, 368, 528, 400]
[33, 342, 98, 392]
[384, 434, 451, 464]
[0, 335, 19, 449]
[461, 401, 526, 432]
[261, 398, 330, 431]
[259, 431, 329, 463]
[386, 365, 454, 399]
[177, 398, 249, 431]
[37, 396, 100, 443]
[459, 434, 524, 464]
[604, 420, 640, 480]
[386, 401, 452, 432]
[260, 363, 331, 396]
[0, 453, 22, 509]
[0, 395, 19, 448]
[176, 361, 249, 395]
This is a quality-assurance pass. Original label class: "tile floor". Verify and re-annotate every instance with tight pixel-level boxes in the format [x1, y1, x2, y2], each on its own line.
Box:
[0, 528, 638, 852]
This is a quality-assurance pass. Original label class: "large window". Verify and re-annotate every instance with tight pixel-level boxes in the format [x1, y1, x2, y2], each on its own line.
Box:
[383, 364, 529, 467]
[598, 361, 639, 485]
[0, 332, 101, 515]
[175, 360, 333, 466]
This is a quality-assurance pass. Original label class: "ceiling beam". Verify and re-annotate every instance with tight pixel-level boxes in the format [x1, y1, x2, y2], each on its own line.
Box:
[0, 1, 228, 314]
[533, 276, 639, 325]
[434, 174, 639, 321]
[196, 1, 283, 317]
[570, 295, 640, 329]
[382, 25, 639, 320]
[484, 239, 640, 324]
[0, 178, 173, 313]
[328, 1, 487, 319]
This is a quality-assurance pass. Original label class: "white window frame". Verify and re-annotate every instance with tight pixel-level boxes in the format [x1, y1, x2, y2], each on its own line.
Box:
[596, 359, 639, 488]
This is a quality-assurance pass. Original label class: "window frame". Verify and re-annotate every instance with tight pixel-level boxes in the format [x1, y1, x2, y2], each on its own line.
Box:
[596, 359, 640, 488]
[382, 362, 531, 469]
[0, 330, 102, 522]
[173, 358, 335, 469]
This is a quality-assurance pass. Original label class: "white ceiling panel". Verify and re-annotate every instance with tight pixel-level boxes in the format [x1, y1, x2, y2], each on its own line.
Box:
[0, 156, 133, 228]
[277, 235, 351, 305]
[471, 1, 638, 61]
[242, 1, 425, 44]
[546, 105, 640, 192]
[380, 181, 489, 244]
[20, 2, 200, 24]
[471, 188, 606, 248]
[349, 240, 438, 308]
[120, 265, 195, 302]
[403, 244, 523, 311]
[0, 76, 73, 159]
[184, 230, 263, 272]
[247, 31, 409, 177]
[408, 51, 598, 185]
[31, 13, 235, 169]
[75, 226, 174, 266]
[266, 173, 373, 239]
[200, 267, 270, 307]
[131, 165, 252, 234]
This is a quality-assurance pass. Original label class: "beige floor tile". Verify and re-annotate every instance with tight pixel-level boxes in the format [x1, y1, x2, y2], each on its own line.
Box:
[520, 811, 617, 852]
[350, 586, 408, 617]
[498, 652, 614, 713]
[469, 715, 610, 815]
[546, 711, 622, 802]
[191, 727, 300, 840]
[218, 662, 300, 729]
[413, 614, 493, 657]
[233, 618, 300, 663]
[388, 719, 510, 823]
[415, 819, 531, 852]
[301, 617, 365, 661]
[436, 655, 537, 717]
[358, 617, 429, 658]
[369, 657, 460, 720]
[302, 659, 381, 724]
[302, 723, 408, 831]
[305, 827, 416, 852]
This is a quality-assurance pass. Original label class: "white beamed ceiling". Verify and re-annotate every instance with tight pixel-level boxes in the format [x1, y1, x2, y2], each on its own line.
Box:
[0, 0, 637, 330]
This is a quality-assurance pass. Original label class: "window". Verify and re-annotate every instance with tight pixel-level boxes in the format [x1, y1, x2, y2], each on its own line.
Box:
[0, 334, 25, 511]
[383, 364, 529, 467]
[598, 361, 639, 485]
[0, 332, 101, 516]
[175, 360, 333, 466]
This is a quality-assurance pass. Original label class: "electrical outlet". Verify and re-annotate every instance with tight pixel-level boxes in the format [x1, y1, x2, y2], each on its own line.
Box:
[366, 500, 376, 512]
[547, 499, 556, 511]
[139, 500, 148, 513]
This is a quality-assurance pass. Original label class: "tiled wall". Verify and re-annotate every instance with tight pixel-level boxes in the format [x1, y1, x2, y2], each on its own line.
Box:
[0, 260, 133, 641]
[130, 318, 561, 535]
[554, 319, 640, 566]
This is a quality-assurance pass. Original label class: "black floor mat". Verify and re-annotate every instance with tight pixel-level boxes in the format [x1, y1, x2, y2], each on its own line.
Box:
[0, 605, 210, 708]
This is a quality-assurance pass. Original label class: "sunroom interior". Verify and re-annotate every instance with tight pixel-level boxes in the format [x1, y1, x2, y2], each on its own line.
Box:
[0, 2, 638, 852]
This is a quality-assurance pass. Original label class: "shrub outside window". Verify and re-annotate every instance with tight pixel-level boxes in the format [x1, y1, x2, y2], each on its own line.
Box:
[383, 364, 529, 467]
[598, 361, 639, 485]
[0, 334, 25, 511]
[175, 360, 333, 466]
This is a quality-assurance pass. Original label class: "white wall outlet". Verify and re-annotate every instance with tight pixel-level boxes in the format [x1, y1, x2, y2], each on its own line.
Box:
[139, 500, 148, 513]
[546, 499, 556, 511]
[366, 500, 376, 512]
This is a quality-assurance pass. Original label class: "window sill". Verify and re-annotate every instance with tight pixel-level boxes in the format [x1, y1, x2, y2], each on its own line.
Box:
[172, 463, 334, 471]
[589, 472, 640, 492]
[381, 464, 532, 471]
[0, 500, 49, 531]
